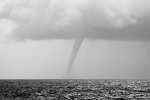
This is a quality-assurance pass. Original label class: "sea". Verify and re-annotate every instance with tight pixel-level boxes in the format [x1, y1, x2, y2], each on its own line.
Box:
[0, 79, 150, 100]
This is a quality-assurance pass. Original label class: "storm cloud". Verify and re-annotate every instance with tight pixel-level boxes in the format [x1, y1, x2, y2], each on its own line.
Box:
[0, 0, 150, 41]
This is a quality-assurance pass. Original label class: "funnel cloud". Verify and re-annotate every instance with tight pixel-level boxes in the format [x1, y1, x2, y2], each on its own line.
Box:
[67, 36, 84, 77]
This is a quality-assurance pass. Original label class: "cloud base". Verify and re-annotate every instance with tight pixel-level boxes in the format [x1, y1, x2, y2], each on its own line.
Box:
[0, 0, 150, 41]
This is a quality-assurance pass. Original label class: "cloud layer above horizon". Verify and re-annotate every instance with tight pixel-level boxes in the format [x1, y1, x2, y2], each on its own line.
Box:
[0, 0, 150, 41]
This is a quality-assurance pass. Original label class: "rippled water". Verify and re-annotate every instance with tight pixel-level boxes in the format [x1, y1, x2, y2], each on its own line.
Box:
[0, 79, 150, 100]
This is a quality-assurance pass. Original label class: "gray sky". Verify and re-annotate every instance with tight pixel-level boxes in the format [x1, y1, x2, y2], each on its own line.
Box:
[0, 0, 150, 79]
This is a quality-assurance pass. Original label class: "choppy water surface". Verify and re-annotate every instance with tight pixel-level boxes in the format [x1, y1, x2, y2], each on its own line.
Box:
[0, 79, 150, 100]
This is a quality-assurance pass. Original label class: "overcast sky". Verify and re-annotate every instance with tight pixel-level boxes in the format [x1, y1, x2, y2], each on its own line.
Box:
[0, 0, 150, 79]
